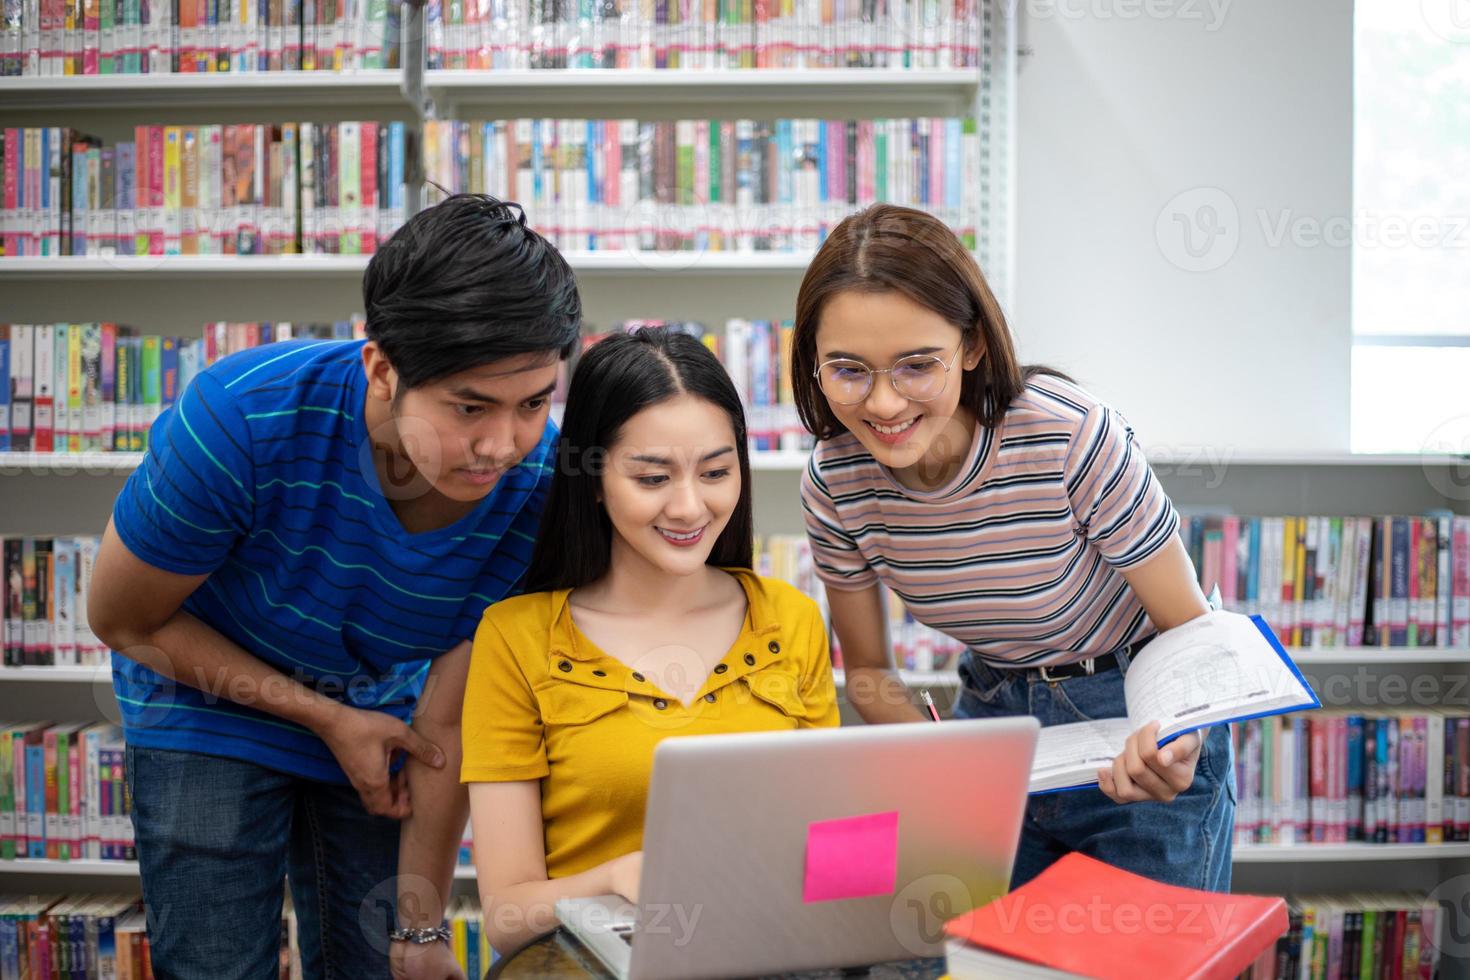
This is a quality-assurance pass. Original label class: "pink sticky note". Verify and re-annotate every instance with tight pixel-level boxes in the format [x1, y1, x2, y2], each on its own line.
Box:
[802, 810, 900, 903]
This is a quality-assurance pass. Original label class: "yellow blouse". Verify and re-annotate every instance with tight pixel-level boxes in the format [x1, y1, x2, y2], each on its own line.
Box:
[460, 568, 840, 879]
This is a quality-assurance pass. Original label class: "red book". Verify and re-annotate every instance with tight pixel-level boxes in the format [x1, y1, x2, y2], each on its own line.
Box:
[360, 121, 378, 254]
[943, 853, 1288, 980]
[3, 129, 18, 257]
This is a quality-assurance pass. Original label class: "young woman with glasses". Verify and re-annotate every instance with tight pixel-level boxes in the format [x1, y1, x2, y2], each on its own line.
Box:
[791, 204, 1234, 894]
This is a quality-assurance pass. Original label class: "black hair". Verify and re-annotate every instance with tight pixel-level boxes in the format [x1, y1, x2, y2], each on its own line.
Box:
[362, 194, 583, 389]
[523, 328, 755, 593]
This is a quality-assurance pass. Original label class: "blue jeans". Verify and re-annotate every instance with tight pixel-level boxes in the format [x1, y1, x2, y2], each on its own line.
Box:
[127, 745, 401, 980]
[954, 649, 1236, 893]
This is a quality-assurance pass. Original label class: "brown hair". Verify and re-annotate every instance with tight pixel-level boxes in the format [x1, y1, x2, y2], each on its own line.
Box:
[791, 203, 1065, 441]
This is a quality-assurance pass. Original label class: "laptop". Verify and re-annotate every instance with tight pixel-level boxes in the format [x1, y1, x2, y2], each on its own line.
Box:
[556, 716, 1039, 980]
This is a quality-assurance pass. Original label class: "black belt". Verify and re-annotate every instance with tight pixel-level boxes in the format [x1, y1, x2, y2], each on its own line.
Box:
[984, 633, 1157, 683]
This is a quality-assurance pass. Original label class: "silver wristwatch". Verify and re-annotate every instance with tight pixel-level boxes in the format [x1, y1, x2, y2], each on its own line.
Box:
[389, 923, 452, 945]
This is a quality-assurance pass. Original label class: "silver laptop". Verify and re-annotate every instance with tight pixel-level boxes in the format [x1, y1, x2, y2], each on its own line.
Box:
[556, 717, 1039, 980]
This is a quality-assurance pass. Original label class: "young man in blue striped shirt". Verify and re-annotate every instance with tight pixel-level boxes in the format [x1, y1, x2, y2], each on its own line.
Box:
[89, 195, 579, 980]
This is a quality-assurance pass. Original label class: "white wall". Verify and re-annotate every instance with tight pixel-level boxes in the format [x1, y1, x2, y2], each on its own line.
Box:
[1011, 0, 1353, 454]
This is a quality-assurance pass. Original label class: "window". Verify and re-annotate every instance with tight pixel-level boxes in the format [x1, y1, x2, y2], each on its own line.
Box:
[1352, 0, 1470, 454]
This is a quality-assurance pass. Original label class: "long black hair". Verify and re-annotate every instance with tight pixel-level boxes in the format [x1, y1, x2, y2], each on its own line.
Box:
[523, 328, 755, 593]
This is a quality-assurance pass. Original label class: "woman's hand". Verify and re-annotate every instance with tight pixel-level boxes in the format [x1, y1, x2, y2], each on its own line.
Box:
[390, 939, 467, 980]
[316, 703, 446, 818]
[1097, 722, 1204, 804]
[608, 851, 644, 903]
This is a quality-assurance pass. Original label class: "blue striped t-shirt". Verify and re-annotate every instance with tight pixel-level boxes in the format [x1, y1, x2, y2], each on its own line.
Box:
[111, 340, 556, 782]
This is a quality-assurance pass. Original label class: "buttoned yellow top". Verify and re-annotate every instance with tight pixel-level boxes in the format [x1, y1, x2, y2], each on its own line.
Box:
[461, 568, 840, 878]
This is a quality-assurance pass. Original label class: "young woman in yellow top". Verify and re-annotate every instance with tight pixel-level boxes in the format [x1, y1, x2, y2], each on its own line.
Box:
[460, 327, 840, 955]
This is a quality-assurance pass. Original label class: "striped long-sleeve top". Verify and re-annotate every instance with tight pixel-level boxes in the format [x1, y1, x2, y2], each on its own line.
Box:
[801, 374, 1180, 668]
[111, 339, 555, 782]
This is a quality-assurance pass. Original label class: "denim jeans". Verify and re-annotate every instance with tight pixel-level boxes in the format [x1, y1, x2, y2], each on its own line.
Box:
[126, 745, 401, 980]
[954, 648, 1236, 893]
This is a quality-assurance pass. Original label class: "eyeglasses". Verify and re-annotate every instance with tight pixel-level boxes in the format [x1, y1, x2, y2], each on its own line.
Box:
[813, 345, 964, 406]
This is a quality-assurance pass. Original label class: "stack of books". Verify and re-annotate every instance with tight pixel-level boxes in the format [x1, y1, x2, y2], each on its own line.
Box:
[943, 852, 1288, 979]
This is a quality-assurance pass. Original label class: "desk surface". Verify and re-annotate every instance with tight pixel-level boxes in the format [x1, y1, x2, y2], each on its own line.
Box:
[488, 929, 947, 980]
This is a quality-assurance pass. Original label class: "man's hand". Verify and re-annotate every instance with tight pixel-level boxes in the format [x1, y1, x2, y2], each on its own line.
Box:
[316, 704, 445, 818]
[1097, 722, 1204, 804]
[390, 939, 467, 980]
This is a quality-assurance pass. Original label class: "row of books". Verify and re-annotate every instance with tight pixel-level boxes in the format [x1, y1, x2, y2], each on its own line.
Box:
[1267, 894, 1441, 980]
[583, 318, 811, 452]
[0, 894, 151, 980]
[0, 891, 494, 980]
[1, 537, 105, 668]
[0, 122, 409, 257]
[422, 116, 979, 253]
[423, 0, 984, 70]
[0, 321, 365, 453]
[1, 0, 983, 79]
[0, 530, 954, 674]
[1232, 710, 1470, 848]
[0, 0, 401, 76]
[1180, 514, 1470, 649]
[0, 723, 134, 863]
[753, 534, 966, 672]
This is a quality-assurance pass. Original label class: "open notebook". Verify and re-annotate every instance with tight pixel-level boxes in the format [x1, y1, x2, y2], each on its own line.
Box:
[1029, 610, 1319, 794]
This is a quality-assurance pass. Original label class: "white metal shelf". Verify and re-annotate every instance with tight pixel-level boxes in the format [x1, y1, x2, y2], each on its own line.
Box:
[0, 858, 482, 879]
[4, 848, 1465, 878]
[0, 252, 822, 279]
[1291, 649, 1470, 665]
[0, 68, 981, 111]
[4, 654, 1470, 685]
[0, 71, 408, 110]
[0, 858, 140, 876]
[833, 669, 961, 688]
[0, 256, 373, 279]
[1145, 449, 1470, 467]
[7, 447, 1470, 474]
[1232, 842, 1470, 863]
[0, 450, 808, 475]
[0, 665, 113, 681]
[0, 452, 145, 474]
[425, 68, 982, 108]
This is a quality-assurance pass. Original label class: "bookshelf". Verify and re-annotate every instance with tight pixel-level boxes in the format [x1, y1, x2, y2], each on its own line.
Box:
[4, 5, 1470, 976]
[2, 72, 409, 110]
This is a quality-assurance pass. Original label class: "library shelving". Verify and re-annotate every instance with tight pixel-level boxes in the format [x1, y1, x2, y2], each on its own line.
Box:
[6, 3, 1470, 974]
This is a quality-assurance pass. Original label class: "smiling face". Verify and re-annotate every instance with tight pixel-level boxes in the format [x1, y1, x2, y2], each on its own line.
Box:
[814, 289, 985, 487]
[364, 344, 562, 504]
[600, 393, 743, 579]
